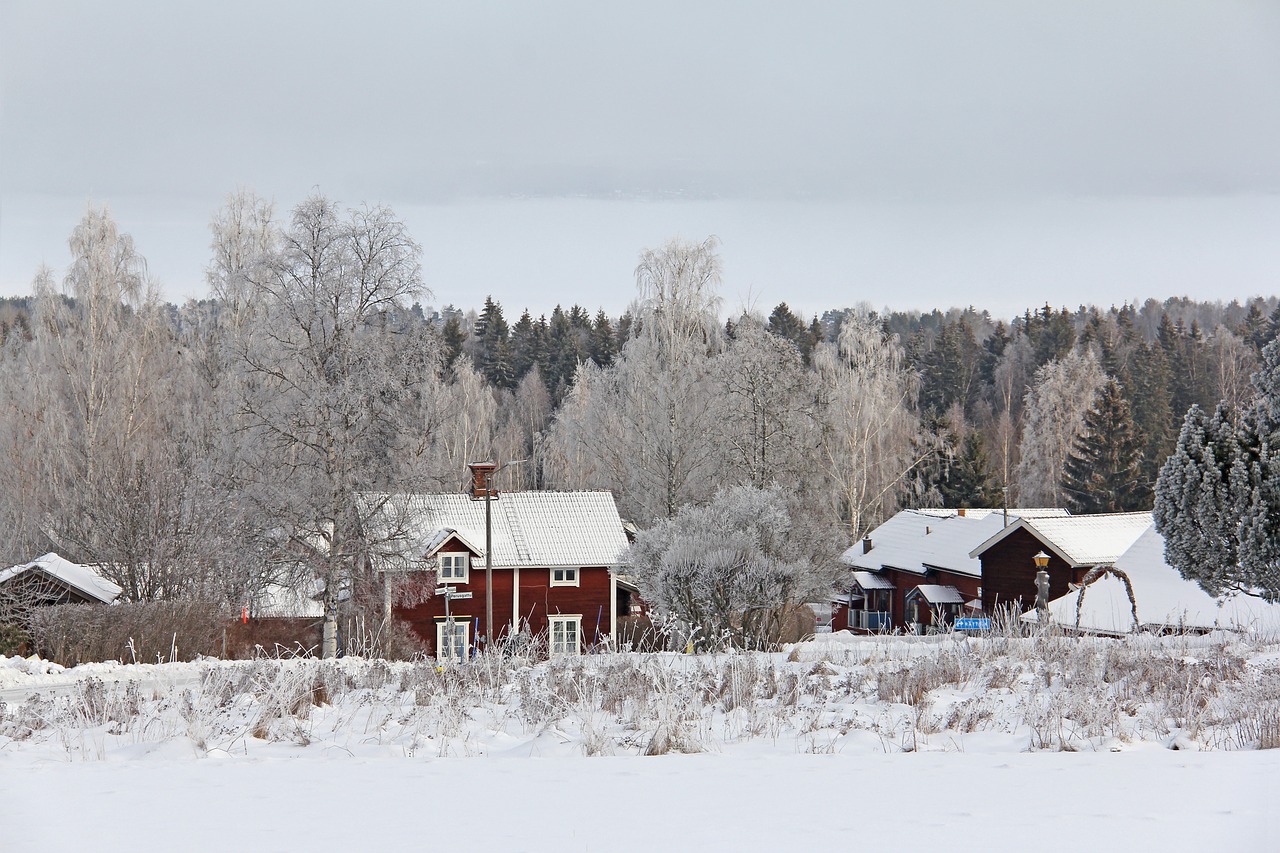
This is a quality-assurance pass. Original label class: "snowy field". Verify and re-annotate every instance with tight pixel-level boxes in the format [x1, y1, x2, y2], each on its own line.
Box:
[3, 630, 1278, 851]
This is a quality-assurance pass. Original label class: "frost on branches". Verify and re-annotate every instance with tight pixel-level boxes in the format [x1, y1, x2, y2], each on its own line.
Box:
[1155, 337, 1280, 602]
[623, 485, 817, 650]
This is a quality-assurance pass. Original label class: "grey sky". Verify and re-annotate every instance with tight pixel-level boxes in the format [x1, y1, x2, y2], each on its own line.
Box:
[3, 1, 1279, 318]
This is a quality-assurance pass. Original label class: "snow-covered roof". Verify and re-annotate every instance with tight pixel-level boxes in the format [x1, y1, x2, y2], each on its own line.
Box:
[841, 511, 939, 572]
[420, 527, 484, 557]
[910, 507, 1068, 520]
[851, 571, 895, 591]
[251, 580, 325, 619]
[969, 512, 1153, 567]
[844, 509, 1064, 577]
[0, 553, 122, 604]
[1023, 527, 1280, 634]
[364, 491, 629, 570]
[916, 514, 1011, 577]
[910, 585, 966, 605]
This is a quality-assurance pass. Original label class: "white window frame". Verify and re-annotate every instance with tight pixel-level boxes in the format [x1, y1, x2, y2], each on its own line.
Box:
[436, 619, 470, 663]
[438, 552, 469, 584]
[548, 615, 581, 656]
[550, 566, 579, 587]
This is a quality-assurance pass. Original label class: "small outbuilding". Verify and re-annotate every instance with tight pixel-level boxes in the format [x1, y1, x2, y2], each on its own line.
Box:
[0, 553, 122, 606]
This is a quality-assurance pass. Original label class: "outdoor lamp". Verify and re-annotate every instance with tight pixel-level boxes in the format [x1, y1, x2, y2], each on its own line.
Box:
[1033, 551, 1050, 570]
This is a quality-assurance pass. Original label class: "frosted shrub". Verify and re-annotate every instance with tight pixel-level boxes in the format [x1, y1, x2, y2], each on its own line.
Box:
[6, 631, 1280, 759]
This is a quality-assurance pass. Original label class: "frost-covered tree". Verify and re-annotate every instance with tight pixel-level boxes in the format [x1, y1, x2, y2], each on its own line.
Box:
[1155, 335, 1280, 602]
[1154, 403, 1257, 596]
[543, 237, 724, 523]
[712, 315, 818, 489]
[234, 194, 436, 656]
[1014, 349, 1106, 506]
[623, 485, 818, 650]
[0, 210, 233, 600]
[813, 313, 921, 539]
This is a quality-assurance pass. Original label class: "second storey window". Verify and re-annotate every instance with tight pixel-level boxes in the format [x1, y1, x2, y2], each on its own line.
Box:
[439, 552, 469, 583]
[551, 566, 578, 586]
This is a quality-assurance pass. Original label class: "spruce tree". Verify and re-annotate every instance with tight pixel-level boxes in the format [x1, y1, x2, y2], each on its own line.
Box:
[1154, 336, 1280, 601]
[939, 431, 1003, 508]
[1124, 341, 1177, 490]
[441, 315, 465, 369]
[476, 296, 514, 389]
[1154, 403, 1251, 595]
[1061, 378, 1149, 512]
[510, 309, 546, 381]
[589, 310, 617, 367]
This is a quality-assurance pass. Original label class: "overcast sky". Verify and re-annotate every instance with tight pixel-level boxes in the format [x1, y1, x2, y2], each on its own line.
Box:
[2, 1, 1279, 319]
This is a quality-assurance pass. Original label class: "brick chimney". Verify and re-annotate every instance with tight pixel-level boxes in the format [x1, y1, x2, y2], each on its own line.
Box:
[467, 462, 498, 500]
[862, 536, 873, 554]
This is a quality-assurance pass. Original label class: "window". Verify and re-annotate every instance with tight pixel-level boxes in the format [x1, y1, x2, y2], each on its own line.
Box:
[436, 619, 470, 662]
[548, 615, 581, 656]
[438, 552, 469, 583]
[550, 566, 578, 587]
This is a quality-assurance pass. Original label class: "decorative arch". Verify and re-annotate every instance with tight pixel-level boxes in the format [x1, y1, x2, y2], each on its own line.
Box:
[1075, 565, 1139, 632]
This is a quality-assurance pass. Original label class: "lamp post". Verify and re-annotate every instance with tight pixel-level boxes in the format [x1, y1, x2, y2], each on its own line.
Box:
[1033, 550, 1051, 624]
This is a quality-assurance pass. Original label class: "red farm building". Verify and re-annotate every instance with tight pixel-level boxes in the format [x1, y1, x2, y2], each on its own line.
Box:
[362, 466, 638, 660]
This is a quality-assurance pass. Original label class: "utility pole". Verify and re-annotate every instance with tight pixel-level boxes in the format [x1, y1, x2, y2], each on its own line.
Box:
[468, 459, 526, 656]
[484, 465, 493, 651]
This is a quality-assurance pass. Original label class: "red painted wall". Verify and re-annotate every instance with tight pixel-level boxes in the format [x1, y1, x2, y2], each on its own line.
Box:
[978, 528, 1074, 615]
[394, 566, 616, 655]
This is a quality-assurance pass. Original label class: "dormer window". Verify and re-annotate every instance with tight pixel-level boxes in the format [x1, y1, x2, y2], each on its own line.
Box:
[439, 552, 469, 583]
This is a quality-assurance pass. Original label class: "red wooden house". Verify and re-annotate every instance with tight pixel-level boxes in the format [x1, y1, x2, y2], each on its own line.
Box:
[836, 508, 1068, 633]
[967, 511, 1153, 617]
[363, 469, 636, 660]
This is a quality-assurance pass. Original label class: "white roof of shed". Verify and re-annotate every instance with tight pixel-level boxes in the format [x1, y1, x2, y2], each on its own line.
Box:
[365, 491, 629, 570]
[1023, 527, 1280, 634]
[0, 553, 122, 604]
[969, 512, 1153, 567]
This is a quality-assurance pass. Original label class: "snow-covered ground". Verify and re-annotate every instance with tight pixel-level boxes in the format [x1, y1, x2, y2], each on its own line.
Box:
[4, 750, 1274, 852]
[2, 630, 1278, 851]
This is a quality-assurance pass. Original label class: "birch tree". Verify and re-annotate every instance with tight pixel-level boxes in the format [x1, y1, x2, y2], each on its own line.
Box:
[234, 194, 434, 656]
[712, 315, 818, 489]
[813, 313, 921, 539]
[1014, 349, 1106, 507]
[0, 210, 240, 599]
[544, 237, 724, 523]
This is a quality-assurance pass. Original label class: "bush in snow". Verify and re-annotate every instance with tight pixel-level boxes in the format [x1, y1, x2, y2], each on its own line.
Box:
[623, 485, 820, 651]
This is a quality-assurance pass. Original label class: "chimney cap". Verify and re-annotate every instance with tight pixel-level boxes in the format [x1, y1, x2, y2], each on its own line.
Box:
[467, 462, 499, 500]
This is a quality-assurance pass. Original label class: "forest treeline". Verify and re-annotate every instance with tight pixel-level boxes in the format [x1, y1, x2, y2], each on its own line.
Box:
[0, 191, 1274, 620]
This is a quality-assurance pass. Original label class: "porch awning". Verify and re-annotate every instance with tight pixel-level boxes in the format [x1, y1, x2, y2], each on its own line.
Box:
[852, 571, 895, 591]
[912, 584, 965, 605]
